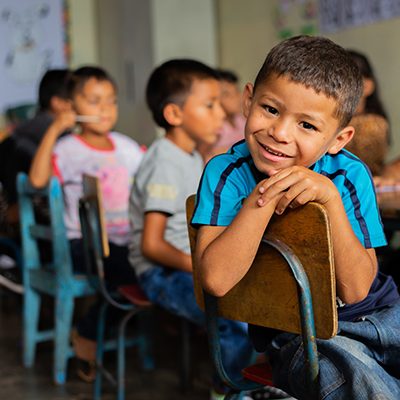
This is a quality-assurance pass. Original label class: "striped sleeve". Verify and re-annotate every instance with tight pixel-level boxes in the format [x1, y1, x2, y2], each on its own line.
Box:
[192, 154, 252, 227]
[322, 155, 387, 249]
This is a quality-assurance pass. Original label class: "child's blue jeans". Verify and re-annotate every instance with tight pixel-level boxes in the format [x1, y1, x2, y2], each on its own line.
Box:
[268, 299, 400, 400]
[138, 266, 255, 383]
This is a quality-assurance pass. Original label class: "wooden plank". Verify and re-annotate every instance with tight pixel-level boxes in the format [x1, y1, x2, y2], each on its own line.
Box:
[82, 174, 110, 257]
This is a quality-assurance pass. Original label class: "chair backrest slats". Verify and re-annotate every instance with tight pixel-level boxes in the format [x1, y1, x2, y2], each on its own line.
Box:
[17, 173, 73, 279]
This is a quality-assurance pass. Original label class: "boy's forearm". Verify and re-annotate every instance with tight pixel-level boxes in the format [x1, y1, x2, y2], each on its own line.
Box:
[143, 238, 192, 272]
[197, 199, 277, 297]
[324, 194, 377, 303]
[29, 123, 61, 188]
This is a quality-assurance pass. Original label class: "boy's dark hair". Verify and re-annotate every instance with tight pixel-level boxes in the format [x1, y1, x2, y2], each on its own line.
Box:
[216, 69, 239, 84]
[67, 66, 116, 98]
[146, 59, 220, 129]
[254, 35, 363, 128]
[38, 69, 70, 111]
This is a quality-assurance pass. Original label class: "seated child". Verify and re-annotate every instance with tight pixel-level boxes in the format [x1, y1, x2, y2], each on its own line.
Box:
[192, 35, 400, 400]
[345, 50, 390, 176]
[199, 69, 246, 162]
[128, 59, 256, 399]
[29, 66, 144, 380]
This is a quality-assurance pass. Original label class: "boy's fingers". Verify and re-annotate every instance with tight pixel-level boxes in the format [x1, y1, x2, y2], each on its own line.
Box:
[258, 169, 293, 193]
[275, 186, 309, 214]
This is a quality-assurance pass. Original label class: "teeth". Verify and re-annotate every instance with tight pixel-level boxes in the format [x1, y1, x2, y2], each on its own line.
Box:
[261, 143, 286, 157]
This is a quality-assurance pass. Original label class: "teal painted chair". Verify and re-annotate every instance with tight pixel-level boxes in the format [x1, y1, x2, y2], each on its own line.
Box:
[17, 172, 98, 385]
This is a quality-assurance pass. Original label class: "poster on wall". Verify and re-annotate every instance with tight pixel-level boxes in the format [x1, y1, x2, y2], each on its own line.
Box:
[275, 0, 319, 39]
[319, 0, 400, 33]
[0, 0, 67, 113]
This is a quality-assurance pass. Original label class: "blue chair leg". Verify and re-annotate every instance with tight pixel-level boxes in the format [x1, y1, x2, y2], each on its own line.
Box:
[137, 311, 154, 371]
[54, 293, 74, 385]
[23, 285, 41, 367]
[117, 309, 137, 400]
[94, 301, 108, 400]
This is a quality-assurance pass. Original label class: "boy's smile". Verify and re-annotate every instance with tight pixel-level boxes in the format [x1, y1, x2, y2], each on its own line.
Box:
[243, 74, 354, 177]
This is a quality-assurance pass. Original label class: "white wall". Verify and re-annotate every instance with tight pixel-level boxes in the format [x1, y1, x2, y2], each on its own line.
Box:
[68, 0, 99, 67]
[152, 0, 217, 66]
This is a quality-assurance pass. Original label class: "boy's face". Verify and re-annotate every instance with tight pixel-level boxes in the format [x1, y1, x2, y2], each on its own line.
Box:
[179, 78, 225, 145]
[220, 81, 242, 117]
[72, 78, 118, 135]
[242, 74, 353, 177]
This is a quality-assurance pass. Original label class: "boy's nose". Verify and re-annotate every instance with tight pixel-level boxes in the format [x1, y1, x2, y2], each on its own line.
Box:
[269, 119, 292, 143]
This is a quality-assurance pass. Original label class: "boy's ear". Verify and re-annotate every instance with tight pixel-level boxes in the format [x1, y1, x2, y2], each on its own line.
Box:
[364, 77, 375, 98]
[242, 83, 254, 118]
[327, 125, 355, 155]
[163, 103, 183, 126]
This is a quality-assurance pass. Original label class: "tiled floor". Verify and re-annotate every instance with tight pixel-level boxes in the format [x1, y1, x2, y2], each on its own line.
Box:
[0, 292, 211, 400]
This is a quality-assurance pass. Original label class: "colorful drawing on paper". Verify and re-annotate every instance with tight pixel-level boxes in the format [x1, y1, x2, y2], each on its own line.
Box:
[0, 0, 67, 112]
[275, 0, 319, 40]
[319, 0, 400, 33]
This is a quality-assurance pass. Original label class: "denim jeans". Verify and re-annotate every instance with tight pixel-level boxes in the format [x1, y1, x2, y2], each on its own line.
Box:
[138, 266, 255, 383]
[268, 299, 400, 400]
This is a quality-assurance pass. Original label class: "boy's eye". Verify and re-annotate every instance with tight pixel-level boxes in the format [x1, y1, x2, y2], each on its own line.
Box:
[264, 105, 278, 115]
[300, 121, 317, 131]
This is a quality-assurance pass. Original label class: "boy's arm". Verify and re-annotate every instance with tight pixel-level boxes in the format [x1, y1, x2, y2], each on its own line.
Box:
[142, 211, 192, 272]
[258, 166, 377, 304]
[29, 111, 76, 188]
[195, 181, 283, 296]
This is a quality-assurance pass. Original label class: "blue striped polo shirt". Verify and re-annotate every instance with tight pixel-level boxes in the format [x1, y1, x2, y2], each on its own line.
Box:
[192, 140, 399, 320]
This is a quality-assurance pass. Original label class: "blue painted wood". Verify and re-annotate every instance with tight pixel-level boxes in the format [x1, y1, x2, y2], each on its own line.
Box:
[17, 173, 97, 385]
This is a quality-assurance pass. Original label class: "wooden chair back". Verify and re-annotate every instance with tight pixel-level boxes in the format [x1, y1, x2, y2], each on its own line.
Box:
[81, 174, 109, 258]
[186, 195, 338, 340]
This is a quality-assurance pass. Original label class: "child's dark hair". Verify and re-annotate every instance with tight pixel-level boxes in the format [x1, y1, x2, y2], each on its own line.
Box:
[146, 59, 220, 129]
[216, 69, 239, 84]
[347, 50, 388, 120]
[67, 66, 116, 98]
[254, 36, 363, 128]
[38, 69, 70, 111]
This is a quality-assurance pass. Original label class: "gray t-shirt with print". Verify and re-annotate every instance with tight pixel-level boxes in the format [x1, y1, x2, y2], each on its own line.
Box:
[128, 137, 204, 276]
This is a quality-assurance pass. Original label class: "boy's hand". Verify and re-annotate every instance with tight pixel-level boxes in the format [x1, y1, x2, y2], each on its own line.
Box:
[52, 110, 77, 134]
[257, 166, 340, 214]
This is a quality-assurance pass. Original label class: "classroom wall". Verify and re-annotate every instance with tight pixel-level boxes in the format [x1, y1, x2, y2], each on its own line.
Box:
[68, 0, 99, 67]
[96, 0, 218, 145]
[217, 0, 400, 161]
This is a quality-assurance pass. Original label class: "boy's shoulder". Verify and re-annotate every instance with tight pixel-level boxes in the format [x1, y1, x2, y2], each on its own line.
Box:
[207, 139, 251, 167]
[144, 137, 203, 164]
[314, 149, 372, 179]
[109, 131, 142, 151]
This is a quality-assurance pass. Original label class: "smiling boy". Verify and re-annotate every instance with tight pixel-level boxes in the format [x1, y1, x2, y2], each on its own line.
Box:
[192, 36, 400, 399]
